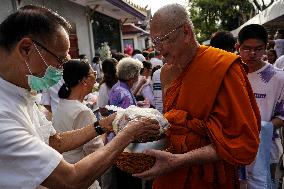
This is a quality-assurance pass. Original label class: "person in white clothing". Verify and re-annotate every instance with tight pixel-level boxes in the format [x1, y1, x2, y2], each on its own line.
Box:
[152, 68, 163, 113]
[40, 78, 63, 114]
[274, 55, 284, 70]
[269, 30, 284, 58]
[53, 60, 104, 189]
[133, 61, 154, 106]
[0, 6, 160, 189]
[92, 55, 103, 83]
[149, 51, 163, 68]
[237, 24, 284, 189]
[97, 58, 118, 116]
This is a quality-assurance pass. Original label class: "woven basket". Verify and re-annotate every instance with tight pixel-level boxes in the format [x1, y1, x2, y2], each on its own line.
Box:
[116, 152, 156, 174]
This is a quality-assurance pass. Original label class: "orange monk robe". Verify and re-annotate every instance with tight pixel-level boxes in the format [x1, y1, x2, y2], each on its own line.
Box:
[153, 46, 260, 189]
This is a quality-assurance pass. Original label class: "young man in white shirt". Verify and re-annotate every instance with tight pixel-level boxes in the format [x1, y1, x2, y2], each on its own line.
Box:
[0, 5, 160, 189]
[237, 24, 284, 189]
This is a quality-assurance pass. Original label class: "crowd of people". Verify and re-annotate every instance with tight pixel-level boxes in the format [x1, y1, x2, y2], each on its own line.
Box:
[1, 3, 284, 189]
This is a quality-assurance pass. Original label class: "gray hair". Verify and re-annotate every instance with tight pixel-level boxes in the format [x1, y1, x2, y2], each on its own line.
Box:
[117, 57, 143, 81]
[151, 4, 197, 41]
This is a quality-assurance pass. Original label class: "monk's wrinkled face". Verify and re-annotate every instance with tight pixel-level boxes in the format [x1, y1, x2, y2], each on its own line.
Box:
[238, 38, 266, 66]
[150, 16, 187, 66]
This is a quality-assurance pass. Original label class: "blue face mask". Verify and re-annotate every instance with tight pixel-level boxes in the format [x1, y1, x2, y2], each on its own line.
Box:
[25, 43, 63, 92]
[27, 66, 63, 91]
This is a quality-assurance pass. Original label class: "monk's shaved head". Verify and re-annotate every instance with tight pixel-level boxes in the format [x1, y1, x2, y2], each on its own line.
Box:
[150, 4, 193, 35]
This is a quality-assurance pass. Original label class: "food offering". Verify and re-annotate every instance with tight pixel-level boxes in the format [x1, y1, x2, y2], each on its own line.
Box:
[105, 105, 169, 174]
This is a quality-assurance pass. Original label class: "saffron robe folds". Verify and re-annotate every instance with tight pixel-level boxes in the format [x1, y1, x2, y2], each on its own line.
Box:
[153, 46, 261, 189]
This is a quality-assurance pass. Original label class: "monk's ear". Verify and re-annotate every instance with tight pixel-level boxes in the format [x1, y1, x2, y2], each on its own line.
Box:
[183, 23, 192, 43]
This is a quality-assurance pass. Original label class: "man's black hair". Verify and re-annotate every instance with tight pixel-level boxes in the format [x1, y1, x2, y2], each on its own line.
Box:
[0, 5, 71, 51]
[238, 24, 268, 45]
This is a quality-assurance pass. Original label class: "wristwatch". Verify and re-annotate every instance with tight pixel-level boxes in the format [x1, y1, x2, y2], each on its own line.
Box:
[94, 121, 105, 135]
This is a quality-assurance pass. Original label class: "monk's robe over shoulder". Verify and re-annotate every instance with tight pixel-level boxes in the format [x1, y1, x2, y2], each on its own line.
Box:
[154, 46, 260, 189]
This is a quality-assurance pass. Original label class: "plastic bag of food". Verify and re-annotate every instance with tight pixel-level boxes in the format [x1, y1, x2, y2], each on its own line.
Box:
[105, 105, 169, 135]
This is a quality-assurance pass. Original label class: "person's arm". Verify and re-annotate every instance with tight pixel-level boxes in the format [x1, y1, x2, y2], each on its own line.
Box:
[133, 144, 218, 180]
[133, 77, 147, 96]
[49, 114, 115, 153]
[271, 117, 284, 129]
[42, 118, 160, 189]
[43, 105, 52, 113]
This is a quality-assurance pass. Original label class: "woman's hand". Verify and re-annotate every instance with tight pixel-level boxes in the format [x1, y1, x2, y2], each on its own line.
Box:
[99, 113, 116, 133]
[123, 117, 160, 142]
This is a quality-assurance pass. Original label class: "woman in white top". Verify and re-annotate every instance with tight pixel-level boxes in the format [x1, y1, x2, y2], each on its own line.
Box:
[133, 61, 154, 107]
[52, 59, 103, 189]
[97, 58, 118, 116]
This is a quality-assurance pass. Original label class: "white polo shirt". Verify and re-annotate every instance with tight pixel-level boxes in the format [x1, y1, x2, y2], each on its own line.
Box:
[0, 77, 62, 189]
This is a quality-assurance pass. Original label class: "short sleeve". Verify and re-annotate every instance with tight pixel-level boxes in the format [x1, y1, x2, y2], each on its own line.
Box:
[0, 116, 62, 189]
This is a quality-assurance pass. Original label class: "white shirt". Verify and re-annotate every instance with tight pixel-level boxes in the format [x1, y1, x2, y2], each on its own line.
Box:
[248, 63, 284, 163]
[152, 68, 163, 113]
[133, 54, 146, 62]
[0, 77, 62, 189]
[92, 62, 103, 80]
[40, 78, 64, 114]
[97, 83, 111, 108]
[52, 99, 103, 189]
[135, 76, 154, 106]
[274, 39, 284, 58]
[150, 57, 163, 68]
[274, 55, 284, 70]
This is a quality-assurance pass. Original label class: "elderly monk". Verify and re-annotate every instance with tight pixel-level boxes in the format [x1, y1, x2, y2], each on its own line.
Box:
[133, 4, 261, 189]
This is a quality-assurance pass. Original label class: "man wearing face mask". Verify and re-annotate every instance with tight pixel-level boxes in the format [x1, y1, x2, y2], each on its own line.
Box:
[0, 5, 160, 189]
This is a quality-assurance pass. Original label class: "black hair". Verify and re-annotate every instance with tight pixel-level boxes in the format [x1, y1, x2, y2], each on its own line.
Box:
[132, 49, 142, 56]
[148, 51, 155, 59]
[142, 51, 149, 59]
[140, 61, 152, 74]
[238, 24, 268, 45]
[100, 58, 118, 88]
[78, 54, 87, 59]
[92, 56, 100, 64]
[151, 65, 162, 79]
[58, 59, 90, 99]
[210, 31, 236, 52]
[277, 30, 284, 37]
[112, 52, 126, 62]
[0, 5, 71, 52]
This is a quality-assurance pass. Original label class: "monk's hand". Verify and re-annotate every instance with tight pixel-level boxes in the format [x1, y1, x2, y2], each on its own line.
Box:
[123, 117, 160, 142]
[132, 149, 183, 180]
[98, 113, 116, 133]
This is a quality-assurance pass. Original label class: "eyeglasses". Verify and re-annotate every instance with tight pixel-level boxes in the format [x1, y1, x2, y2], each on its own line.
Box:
[32, 39, 69, 68]
[151, 24, 184, 47]
[240, 47, 266, 55]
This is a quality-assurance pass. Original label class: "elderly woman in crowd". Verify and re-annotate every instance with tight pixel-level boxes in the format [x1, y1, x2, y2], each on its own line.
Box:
[52, 59, 104, 188]
[109, 57, 143, 108]
[97, 58, 118, 116]
[108, 57, 144, 189]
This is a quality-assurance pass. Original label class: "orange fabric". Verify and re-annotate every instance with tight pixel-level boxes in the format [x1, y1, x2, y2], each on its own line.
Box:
[153, 46, 260, 189]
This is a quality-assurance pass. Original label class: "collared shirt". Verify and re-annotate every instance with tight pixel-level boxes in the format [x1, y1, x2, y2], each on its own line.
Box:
[109, 81, 136, 108]
[0, 77, 62, 189]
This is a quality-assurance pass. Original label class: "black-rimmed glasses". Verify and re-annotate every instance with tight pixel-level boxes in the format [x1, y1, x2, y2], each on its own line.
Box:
[32, 39, 69, 68]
